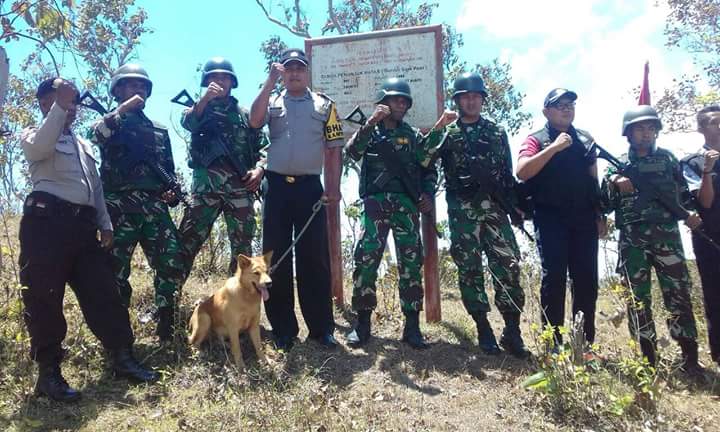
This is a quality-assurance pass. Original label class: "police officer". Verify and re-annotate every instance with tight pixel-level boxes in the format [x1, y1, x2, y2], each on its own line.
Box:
[423, 72, 530, 357]
[249, 48, 344, 350]
[516, 89, 606, 351]
[178, 57, 267, 278]
[602, 105, 703, 373]
[20, 78, 157, 402]
[681, 105, 720, 368]
[90, 64, 185, 341]
[345, 78, 435, 349]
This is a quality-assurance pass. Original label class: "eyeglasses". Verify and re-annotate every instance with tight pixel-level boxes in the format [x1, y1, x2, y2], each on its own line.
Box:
[550, 102, 576, 111]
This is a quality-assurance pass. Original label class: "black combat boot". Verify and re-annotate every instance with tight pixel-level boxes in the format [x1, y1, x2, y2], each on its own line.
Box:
[639, 337, 657, 367]
[402, 310, 428, 349]
[471, 311, 501, 355]
[156, 306, 175, 342]
[347, 310, 372, 346]
[35, 361, 81, 402]
[678, 338, 705, 376]
[500, 313, 531, 359]
[110, 347, 160, 383]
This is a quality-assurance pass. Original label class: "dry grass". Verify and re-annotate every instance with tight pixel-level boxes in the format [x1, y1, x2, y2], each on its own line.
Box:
[0, 216, 719, 431]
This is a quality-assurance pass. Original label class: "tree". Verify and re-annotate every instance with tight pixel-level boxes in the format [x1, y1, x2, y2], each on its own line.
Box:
[254, 0, 531, 135]
[654, 0, 720, 131]
[0, 0, 150, 209]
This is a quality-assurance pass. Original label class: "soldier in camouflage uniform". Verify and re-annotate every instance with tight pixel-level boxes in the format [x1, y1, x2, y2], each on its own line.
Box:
[421, 72, 530, 358]
[178, 58, 266, 278]
[91, 64, 185, 341]
[601, 105, 703, 373]
[345, 78, 436, 349]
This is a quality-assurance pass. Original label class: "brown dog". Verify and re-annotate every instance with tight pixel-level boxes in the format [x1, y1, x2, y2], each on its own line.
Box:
[188, 252, 272, 369]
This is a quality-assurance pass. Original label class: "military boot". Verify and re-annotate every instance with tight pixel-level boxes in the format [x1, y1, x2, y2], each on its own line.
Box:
[402, 310, 428, 349]
[678, 338, 705, 376]
[156, 306, 175, 342]
[500, 313, 531, 359]
[639, 338, 657, 367]
[35, 362, 81, 402]
[110, 347, 160, 383]
[347, 310, 372, 346]
[471, 311, 501, 355]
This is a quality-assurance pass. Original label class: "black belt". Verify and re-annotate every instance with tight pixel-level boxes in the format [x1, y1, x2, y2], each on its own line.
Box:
[266, 171, 320, 184]
[23, 191, 96, 221]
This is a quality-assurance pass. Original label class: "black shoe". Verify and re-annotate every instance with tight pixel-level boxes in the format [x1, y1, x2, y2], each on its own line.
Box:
[110, 347, 159, 383]
[347, 310, 372, 346]
[274, 335, 297, 351]
[35, 363, 81, 403]
[679, 338, 705, 376]
[639, 338, 657, 367]
[472, 311, 501, 355]
[309, 333, 339, 349]
[500, 313, 531, 359]
[402, 310, 429, 349]
[156, 306, 175, 342]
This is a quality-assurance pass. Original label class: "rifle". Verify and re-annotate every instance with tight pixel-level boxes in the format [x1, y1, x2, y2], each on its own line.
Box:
[119, 123, 191, 207]
[80, 90, 190, 207]
[171, 89, 260, 200]
[454, 125, 534, 242]
[587, 141, 720, 252]
[343, 105, 442, 239]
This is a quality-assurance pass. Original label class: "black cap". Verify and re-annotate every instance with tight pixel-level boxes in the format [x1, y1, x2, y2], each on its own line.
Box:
[543, 88, 578, 107]
[279, 48, 308, 66]
[36, 78, 58, 99]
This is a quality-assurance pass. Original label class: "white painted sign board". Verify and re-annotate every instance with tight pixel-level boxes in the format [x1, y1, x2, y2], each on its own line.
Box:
[306, 25, 444, 130]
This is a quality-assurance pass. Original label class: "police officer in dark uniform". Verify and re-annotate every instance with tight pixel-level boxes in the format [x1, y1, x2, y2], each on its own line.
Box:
[516, 89, 606, 350]
[20, 78, 158, 402]
[682, 105, 720, 368]
[249, 49, 344, 350]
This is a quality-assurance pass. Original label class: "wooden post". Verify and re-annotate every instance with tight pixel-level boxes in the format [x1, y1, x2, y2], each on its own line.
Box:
[422, 203, 441, 322]
[327, 200, 344, 307]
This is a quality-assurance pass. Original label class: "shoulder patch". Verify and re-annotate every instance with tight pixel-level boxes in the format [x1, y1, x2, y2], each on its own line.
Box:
[324, 102, 344, 141]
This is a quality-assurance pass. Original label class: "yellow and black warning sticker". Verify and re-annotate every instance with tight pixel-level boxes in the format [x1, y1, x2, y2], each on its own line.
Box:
[324, 103, 344, 141]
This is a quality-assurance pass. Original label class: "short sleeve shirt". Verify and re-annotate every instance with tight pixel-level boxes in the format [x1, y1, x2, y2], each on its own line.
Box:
[263, 89, 344, 175]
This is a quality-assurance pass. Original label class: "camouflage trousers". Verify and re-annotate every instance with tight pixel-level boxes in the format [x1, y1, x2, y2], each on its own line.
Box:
[178, 191, 255, 277]
[447, 194, 524, 315]
[352, 192, 424, 312]
[109, 205, 185, 309]
[618, 223, 698, 344]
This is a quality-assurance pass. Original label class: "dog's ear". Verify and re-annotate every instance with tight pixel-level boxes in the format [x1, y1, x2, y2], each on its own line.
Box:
[263, 250, 274, 267]
[237, 254, 252, 270]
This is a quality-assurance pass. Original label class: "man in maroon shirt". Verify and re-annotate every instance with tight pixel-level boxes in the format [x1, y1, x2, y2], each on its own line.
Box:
[516, 88, 606, 352]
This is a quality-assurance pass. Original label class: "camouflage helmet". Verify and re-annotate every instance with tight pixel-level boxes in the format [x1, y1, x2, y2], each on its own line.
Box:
[201, 57, 238, 88]
[622, 105, 662, 136]
[110, 63, 152, 98]
[375, 77, 413, 108]
[452, 72, 488, 98]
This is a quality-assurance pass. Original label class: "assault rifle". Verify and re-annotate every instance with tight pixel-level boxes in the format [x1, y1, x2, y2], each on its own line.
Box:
[171, 89, 260, 200]
[452, 126, 534, 242]
[79, 90, 190, 207]
[344, 105, 442, 239]
[587, 141, 720, 252]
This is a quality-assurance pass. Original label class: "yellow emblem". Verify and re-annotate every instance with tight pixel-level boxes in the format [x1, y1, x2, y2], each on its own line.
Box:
[324, 103, 344, 141]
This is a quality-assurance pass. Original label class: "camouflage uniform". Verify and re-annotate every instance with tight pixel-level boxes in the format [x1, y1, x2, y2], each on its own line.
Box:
[178, 96, 266, 276]
[347, 121, 436, 312]
[601, 147, 698, 345]
[421, 119, 524, 315]
[91, 111, 184, 308]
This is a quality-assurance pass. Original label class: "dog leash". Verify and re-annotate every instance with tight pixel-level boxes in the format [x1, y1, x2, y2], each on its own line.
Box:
[268, 198, 326, 275]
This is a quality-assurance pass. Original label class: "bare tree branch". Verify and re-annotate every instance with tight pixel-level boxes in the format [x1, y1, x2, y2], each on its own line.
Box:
[5, 32, 60, 74]
[327, 0, 345, 35]
[254, 0, 311, 38]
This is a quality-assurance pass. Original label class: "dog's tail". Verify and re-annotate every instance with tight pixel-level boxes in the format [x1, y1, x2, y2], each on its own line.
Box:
[188, 304, 211, 347]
